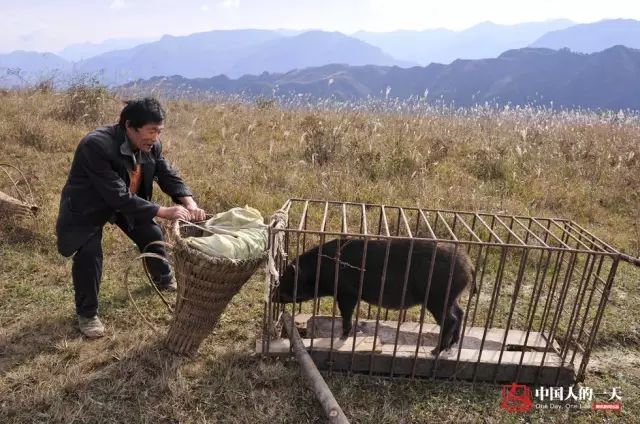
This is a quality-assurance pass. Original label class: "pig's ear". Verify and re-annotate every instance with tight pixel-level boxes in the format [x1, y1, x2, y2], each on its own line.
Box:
[291, 264, 298, 274]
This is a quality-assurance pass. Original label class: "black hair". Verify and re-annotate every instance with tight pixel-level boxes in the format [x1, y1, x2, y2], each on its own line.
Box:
[118, 97, 166, 129]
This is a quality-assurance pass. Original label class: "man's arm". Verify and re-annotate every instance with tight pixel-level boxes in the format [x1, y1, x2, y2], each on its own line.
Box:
[154, 142, 206, 221]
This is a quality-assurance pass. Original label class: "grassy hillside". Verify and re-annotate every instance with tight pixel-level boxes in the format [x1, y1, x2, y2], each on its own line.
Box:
[1, 86, 639, 423]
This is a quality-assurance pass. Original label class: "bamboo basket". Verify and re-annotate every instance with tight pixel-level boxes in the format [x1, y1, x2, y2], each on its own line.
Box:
[164, 219, 267, 355]
[0, 164, 38, 220]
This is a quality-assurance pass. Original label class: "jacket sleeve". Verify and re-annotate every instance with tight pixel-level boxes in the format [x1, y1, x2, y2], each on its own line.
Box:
[79, 139, 160, 220]
[154, 141, 193, 204]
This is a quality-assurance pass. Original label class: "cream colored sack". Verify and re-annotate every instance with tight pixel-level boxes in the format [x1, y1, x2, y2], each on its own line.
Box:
[183, 206, 268, 260]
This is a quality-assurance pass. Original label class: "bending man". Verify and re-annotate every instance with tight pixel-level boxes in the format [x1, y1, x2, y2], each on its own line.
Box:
[56, 97, 205, 338]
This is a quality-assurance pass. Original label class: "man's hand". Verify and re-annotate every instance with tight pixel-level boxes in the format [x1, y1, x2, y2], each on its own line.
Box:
[178, 196, 206, 222]
[156, 205, 191, 221]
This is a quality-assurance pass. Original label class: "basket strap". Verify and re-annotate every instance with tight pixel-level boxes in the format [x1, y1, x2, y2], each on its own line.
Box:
[141, 240, 176, 312]
[123, 251, 175, 334]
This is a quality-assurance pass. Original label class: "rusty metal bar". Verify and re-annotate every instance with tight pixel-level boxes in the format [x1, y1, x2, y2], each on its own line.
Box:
[342, 203, 348, 234]
[472, 246, 508, 384]
[473, 213, 504, 244]
[548, 218, 600, 252]
[260, 231, 607, 253]
[571, 255, 605, 369]
[578, 257, 618, 381]
[454, 213, 483, 243]
[555, 253, 597, 384]
[400, 207, 413, 238]
[432, 244, 460, 380]
[516, 248, 554, 382]
[494, 248, 530, 383]
[368, 206, 385, 319]
[487, 245, 509, 331]
[350, 237, 369, 374]
[286, 198, 572, 223]
[539, 242, 568, 335]
[436, 211, 458, 241]
[511, 217, 550, 247]
[530, 218, 572, 249]
[394, 207, 402, 236]
[314, 202, 330, 316]
[290, 232, 303, 354]
[390, 239, 415, 377]
[469, 244, 492, 328]
[565, 220, 619, 253]
[419, 209, 437, 239]
[310, 233, 327, 351]
[493, 215, 526, 246]
[299, 198, 309, 235]
[328, 237, 342, 375]
[298, 201, 311, 315]
[414, 208, 422, 237]
[411, 241, 439, 378]
[381, 206, 391, 237]
[535, 250, 578, 383]
[369, 239, 392, 376]
[453, 244, 484, 381]
[361, 204, 368, 237]
[560, 254, 595, 358]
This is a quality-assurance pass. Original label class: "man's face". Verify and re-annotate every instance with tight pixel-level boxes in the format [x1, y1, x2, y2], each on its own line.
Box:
[126, 121, 164, 152]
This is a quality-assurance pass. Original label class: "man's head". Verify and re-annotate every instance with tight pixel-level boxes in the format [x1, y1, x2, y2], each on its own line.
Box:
[119, 97, 165, 152]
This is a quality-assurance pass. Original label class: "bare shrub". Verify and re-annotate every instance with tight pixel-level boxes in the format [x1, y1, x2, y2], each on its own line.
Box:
[300, 114, 342, 165]
[58, 76, 112, 126]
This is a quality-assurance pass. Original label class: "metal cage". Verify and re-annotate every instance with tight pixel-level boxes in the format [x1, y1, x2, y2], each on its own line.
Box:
[259, 198, 636, 386]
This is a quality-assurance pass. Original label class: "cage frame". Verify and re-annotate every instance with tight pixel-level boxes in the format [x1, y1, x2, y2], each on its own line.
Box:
[259, 198, 637, 386]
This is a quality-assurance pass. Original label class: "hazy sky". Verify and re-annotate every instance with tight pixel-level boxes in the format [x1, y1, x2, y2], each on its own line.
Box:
[2, 0, 640, 53]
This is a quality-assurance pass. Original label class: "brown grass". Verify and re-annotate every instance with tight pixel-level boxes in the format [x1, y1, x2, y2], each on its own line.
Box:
[1, 87, 639, 423]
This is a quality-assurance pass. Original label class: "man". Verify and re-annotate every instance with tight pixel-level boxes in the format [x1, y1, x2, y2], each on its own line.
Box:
[56, 97, 206, 338]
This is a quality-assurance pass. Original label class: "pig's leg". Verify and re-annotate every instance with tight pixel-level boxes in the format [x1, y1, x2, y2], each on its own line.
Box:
[449, 303, 464, 348]
[337, 290, 358, 339]
[430, 304, 458, 355]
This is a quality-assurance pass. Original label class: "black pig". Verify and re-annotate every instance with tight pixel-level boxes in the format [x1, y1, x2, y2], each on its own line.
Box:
[275, 238, 475, 354]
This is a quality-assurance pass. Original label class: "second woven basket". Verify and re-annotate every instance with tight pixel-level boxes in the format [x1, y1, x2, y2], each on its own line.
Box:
[165, 220, 267, 355]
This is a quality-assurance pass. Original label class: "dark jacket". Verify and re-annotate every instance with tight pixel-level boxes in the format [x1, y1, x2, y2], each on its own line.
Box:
[56, 124, 192, 257]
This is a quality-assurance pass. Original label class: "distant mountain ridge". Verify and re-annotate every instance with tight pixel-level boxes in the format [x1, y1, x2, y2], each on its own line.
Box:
[354, 20, 575, 65]
[57, 37, 160, 61]
[531, 19, 640, 53]
[120, 46, 640, 111]
[2, 19, 640, 95]
[74, 30, 406, 84]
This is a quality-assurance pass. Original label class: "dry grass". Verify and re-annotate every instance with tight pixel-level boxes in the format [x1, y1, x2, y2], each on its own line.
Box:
[1, 87, 639, 423]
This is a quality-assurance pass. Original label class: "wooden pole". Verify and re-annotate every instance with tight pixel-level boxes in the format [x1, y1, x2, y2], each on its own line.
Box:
[281, 312, 350, 424]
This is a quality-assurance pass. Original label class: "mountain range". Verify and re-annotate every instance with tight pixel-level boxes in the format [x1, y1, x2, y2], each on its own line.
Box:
[2, 19, 640, 86]
[1, 19, 640, 110]
[121, 46, 640, 110]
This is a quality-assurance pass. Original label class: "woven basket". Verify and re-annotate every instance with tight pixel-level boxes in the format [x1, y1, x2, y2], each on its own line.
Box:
[164, 220, 267, 355]
[0, 164, 38, 221]
[0, 190, 37, 219]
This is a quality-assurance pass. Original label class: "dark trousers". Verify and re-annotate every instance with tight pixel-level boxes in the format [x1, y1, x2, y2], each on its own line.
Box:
[72, 215, 172, 318]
